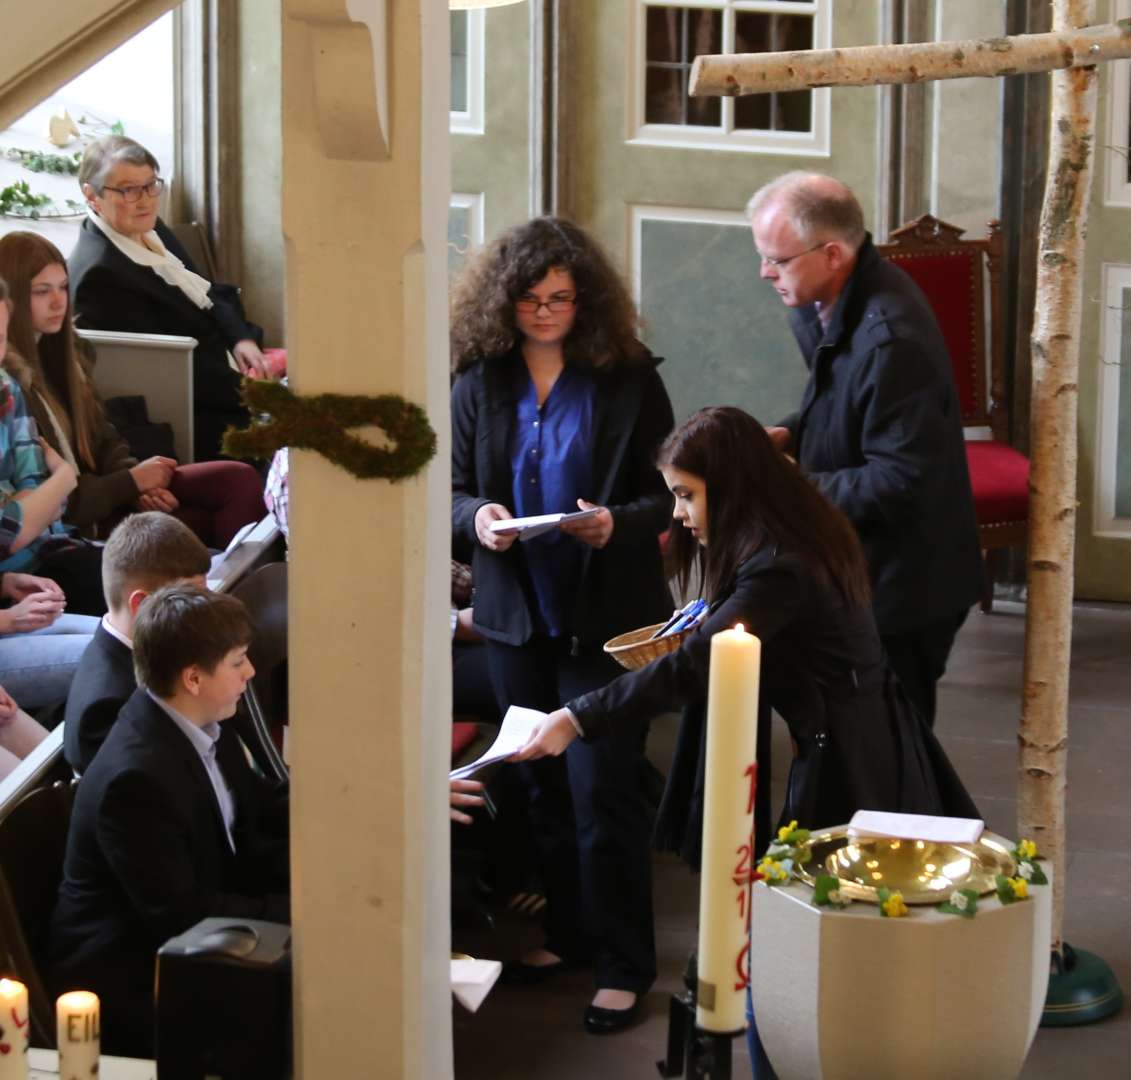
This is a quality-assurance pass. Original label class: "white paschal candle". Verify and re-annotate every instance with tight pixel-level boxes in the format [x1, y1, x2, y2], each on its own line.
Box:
[0, 978, 28, 1079]
[696, 624, 760, 1033]
[56, 991, 99, 1078]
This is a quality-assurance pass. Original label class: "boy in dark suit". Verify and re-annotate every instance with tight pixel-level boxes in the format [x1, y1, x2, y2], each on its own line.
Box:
[63, 512, 211, 774]
[50, 585, 288, 1057]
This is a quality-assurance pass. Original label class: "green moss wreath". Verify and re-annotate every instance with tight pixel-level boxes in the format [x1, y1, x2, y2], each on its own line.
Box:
[222, 378, 437, 481]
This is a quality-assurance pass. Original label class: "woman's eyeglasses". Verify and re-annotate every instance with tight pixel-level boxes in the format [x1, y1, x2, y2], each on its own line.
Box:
[100, 177, 166, 203]
[514, 295, 577, 314]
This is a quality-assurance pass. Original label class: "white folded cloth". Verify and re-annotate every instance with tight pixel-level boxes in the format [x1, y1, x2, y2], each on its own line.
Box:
[847, 810, 984, 844]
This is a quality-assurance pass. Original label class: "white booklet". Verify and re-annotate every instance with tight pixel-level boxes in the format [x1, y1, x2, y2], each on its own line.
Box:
[488, 507, 601, 541]
[449, 705, 546, 780]
[847, 810, 984, 845]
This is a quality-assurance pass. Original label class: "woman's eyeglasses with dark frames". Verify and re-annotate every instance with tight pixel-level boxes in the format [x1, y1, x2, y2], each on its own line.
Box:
[99, 178, 166, 203]
[514, 296, 578, 314]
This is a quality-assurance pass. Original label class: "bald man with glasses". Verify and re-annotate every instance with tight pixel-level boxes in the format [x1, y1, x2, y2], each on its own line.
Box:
[746, 171, 982, 728]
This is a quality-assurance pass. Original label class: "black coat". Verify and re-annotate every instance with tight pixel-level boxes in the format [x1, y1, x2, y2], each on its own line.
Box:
[781, 236, 983, 634]
[49, 688, 288, 1054]
[63, 622, 135, 775]
[68, 217, 260, 461]
[568, 548, 978, 868]
[451, 349, 674, 649]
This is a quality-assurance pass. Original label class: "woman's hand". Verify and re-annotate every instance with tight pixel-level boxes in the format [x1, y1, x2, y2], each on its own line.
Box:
[0, 591, 65, 634]
[512, 708, 581, 761]
[39, 439, 69, 476]
[765, 426, 792, 453]
[450, 778, 485, 825]
[0, 684, 18, 726]
[130, 456, 178, 494]
[559, 499, 614, 548]
[1, 572, 62, 604]
[135, 488, 180, 513]
[474, 503, 518, 552]
[232, 340, 270, 379]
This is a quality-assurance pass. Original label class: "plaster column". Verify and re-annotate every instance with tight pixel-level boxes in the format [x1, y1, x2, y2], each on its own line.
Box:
[281, 2, 453, 1077]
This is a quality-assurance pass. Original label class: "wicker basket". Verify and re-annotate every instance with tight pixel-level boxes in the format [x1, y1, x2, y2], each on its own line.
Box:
[603, 622, 690, 671]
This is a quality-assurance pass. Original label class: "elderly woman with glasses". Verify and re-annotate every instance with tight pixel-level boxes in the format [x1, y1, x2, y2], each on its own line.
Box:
[68, 135, 268, 461]
[451, 216, 675, 1035]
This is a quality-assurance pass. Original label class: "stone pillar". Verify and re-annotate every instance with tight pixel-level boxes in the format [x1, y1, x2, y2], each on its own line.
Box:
[281, 2, 452, 1077]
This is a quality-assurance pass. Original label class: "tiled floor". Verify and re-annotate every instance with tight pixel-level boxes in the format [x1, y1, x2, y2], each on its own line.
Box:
[454, 600, 1131, 1078]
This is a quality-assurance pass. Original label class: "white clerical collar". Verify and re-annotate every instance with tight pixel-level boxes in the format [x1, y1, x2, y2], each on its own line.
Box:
[101, 614, 133, 650]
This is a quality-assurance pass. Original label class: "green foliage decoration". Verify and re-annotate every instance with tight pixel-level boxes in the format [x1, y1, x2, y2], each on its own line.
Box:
[222, 377, 437, 482]
[1, 147, 82, 174]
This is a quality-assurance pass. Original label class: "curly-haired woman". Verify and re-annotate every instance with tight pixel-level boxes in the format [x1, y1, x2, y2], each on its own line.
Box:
[451, 217, 674, 1034]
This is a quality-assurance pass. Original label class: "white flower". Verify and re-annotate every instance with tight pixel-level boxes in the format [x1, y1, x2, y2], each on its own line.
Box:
[1018, 861, 1034, 881]
[766, 842, 791, 859]
[950, 891, 969, 911]
[827, 889, 843, 905]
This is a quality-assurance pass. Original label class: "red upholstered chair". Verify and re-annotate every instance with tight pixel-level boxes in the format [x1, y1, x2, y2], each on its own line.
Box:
[877, 214, 1029, 612]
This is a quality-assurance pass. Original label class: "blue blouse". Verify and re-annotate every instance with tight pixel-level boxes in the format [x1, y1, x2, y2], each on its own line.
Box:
[510, 364, 596, 638]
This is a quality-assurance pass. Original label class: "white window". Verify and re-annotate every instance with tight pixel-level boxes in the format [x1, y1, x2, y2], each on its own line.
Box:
[1094, 263, 1131, 538]
[1105, 0, 1131, 207]
[450, 9, 486, 135]
[628, 0, 831, 156]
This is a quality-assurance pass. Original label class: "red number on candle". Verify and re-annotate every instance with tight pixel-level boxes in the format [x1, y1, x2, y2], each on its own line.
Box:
[733, 842, 751, 879]
[734, 938, 751, 992]
[744, 762, 758, 815]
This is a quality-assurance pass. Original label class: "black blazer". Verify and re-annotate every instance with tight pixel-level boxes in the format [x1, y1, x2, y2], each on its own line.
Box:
[63, 623, 135, 775]
[49, 688, 288, 1049]
[780, 237, 983, 635]
[69, 217, 260, 459]
[569, 548, 977, 867]
[452, 349, 674, 649]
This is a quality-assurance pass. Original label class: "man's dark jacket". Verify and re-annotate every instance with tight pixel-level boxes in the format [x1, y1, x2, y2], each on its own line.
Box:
[68, 217, 260, 460]
[49, 687, 288, 1054]
[780, 236, 983, 634]
[63, 622, 135, 775]
[451, 349, 673, 649]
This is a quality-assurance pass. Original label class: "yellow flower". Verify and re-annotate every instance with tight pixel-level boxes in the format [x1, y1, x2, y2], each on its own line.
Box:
[1017, 839, 1038, 861]
[778, 820, 799, 842]
[758, 857, 789, 883]
[1009, 877, 1029, 900]
[882, 892, 908, 918]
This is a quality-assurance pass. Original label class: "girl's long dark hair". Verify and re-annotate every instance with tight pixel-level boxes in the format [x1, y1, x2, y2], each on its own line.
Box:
[0, 231, 103, 470]
[659, 407, 871, 608]
[450, 216, 645, 373]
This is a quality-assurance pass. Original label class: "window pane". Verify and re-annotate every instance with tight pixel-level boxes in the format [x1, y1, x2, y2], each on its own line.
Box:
[643, 5, 721, 128]
[451, 11, 469, 114]
[733, 12, 814, 132]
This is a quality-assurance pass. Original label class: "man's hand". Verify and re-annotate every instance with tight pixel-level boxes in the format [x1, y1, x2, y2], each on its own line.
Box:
[765, 426, 793, 453]
[474, 503, 518, 552]
[232, 340, 270, 379]
[0, 591, 65, 633]
[511, 708, 581, 761]
[559, 499, 614, 549]
[1, 572, 62, 603]
[450, 778, 485, 825]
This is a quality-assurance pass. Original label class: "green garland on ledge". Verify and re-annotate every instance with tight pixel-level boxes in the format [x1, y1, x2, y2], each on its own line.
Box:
[222, 377, 437, 481]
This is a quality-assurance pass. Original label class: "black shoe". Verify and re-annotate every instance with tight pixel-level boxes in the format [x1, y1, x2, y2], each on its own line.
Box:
[582, 999, 640, 1035]
[500, 958, 571, 987]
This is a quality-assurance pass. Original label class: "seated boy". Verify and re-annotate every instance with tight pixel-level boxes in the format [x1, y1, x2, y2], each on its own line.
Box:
[49, 585, 289, 1057]
[63, 512, 210, 774]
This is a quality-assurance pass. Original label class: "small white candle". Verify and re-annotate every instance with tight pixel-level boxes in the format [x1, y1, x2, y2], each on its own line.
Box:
[696, 624, 760, 1034]
[56, 991, 99, 1079]
[0, 978, 28, 1079]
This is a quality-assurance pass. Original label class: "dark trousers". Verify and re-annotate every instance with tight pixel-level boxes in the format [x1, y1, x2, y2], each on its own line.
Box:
[485, 637, 656, 994]
[881, 608, 969, 728]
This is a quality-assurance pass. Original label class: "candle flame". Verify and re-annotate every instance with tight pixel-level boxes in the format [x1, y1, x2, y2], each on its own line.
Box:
[735, 623, 744, 634]
[0, 978, 22, 996]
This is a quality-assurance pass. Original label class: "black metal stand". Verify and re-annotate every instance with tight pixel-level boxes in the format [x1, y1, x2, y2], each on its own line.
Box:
[656, 952, 741, 1079]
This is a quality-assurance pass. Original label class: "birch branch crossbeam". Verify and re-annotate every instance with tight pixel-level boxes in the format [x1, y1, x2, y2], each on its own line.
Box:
[690, 20, 1131, 97]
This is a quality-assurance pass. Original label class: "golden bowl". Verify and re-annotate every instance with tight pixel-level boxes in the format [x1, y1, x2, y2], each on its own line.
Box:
[795, 828, 1016, 905]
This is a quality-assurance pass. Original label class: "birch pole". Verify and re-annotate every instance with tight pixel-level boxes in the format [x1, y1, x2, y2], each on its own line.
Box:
[1018, 0, 1096, 956]
[689, 19, 1131, 97]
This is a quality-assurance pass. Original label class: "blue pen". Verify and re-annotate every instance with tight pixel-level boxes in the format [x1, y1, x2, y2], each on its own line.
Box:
[665, 598, 706, 636]
[651, 598, 699, 639]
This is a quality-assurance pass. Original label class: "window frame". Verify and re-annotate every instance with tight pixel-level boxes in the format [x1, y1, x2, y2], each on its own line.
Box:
[1094, 262, 1131, 538]
[450, 9, 486, 136]
[627, 0, 831, 156]
[1104, 0, 1131, 207]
